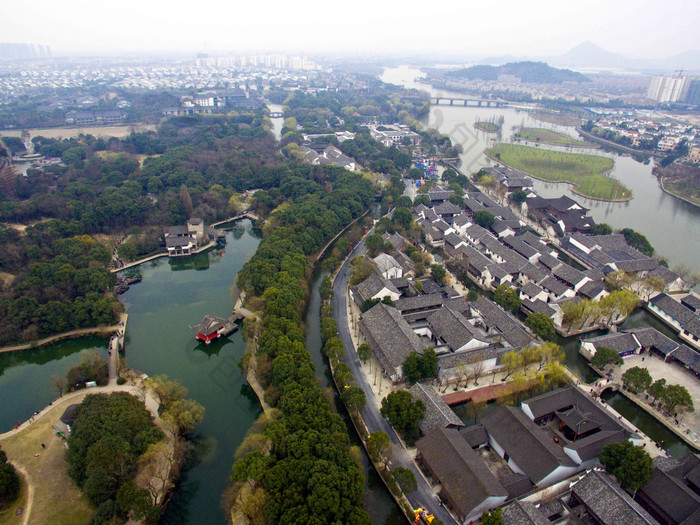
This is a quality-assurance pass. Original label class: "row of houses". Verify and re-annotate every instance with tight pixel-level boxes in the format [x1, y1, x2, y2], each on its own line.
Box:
[562, 233, 684, 293]
[581, 326, 700, 375]
[351, 242, 534, 383]
[413, 384, 641, 523]
[648, 293, 700, 352]
[415, 194, 609, 332]
[297, 144, 357, 170]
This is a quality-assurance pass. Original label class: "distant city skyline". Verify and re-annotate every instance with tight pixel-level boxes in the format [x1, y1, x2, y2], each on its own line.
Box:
[2, 0, 699, 59]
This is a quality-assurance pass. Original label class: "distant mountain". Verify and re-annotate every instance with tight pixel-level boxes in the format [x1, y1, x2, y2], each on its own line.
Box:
[550, 41, 629, 69]
[446, 61, 590, 84]
[547, 42, 700, 72]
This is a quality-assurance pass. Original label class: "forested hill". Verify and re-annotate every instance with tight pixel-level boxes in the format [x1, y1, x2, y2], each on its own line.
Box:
[446, 61, 590, 84]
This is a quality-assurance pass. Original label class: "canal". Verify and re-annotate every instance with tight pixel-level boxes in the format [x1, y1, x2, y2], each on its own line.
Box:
[381, 66, 700, 275]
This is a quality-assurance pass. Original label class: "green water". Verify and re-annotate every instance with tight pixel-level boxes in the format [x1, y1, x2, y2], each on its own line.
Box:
[118, 220, 262, 524]
[0, 337, 108, 430]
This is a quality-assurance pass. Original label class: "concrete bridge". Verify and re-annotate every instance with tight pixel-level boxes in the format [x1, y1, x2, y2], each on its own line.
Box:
[431, 97, 508, 108]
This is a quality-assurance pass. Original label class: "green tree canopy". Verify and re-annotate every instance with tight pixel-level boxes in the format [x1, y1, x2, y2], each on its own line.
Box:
[524, 312, 555, 340]
[494, 284, 521, 313]
[473, 210, 495, 229]
[380, 390, 425, 441]
[591, 346, 624, 368]
[621, 366, 653, 393]
[599, 441, 653, 492]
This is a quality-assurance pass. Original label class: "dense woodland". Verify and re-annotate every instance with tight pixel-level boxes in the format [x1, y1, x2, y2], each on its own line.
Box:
[232, 167, 373, 524]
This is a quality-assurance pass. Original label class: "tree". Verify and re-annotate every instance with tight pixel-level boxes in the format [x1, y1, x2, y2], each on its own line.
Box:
[162, 398, 205, 436]
[591, 346, 624, 369]
[357, 343, 372, 369]
[494, 284, 521, 313]
[638, 276, 665, 302]
[116, 481, 158, 521]
[366, 431, 390, 460]
[360, 298, 381, 313]
[621, 366, 653, 393]
[466, 400, 488, 424]
[52, 374, 68, 396]
[473, 210, 495, 229]
[380, 390, 425, 440]
[392, 466, 417, 493]
[403, 349, 438, 384]
[599, 441, 653, 492]
[341, 386, 366, 411]
[365, 233, 385, 256]
[393, 207, 413, 231]
[430, 264, 446, 285]
[591, 223, 613, 235]
[660, 384, 694, 414]
[179, 184, 193, 219]
[511, 189, 527, 205]
[0, 447, 20, 508]
[620, 228, 654, 256]
[501, 350, 523, 380]
[146, 375, 187, 408]
[605, 270, 634, 291]
[525, 312, 555, 340]
[349, 256, 375, 285]
[482, 508, 503, 525]
[648, 379, 666, 403]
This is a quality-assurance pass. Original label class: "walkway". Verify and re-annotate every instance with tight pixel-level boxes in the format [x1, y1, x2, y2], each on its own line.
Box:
[0, 383, 160, 525]
[333, 231, 458, 525]
[0, 324, 120, 354]
[110, 252, 167, 273]
[107, 313, 128, 385]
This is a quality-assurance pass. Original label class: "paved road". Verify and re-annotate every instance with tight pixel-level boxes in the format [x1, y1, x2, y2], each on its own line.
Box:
[333, 235, 458, 525]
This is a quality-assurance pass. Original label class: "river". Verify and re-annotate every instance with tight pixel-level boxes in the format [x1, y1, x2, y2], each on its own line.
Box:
[381, 66, 700, 275]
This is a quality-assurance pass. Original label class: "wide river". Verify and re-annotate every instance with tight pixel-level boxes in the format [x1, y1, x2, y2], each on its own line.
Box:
[381, 66, 700, 275]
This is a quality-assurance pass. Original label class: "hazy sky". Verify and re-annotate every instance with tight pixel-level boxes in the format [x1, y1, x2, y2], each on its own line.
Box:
[3, 0, 699, 58]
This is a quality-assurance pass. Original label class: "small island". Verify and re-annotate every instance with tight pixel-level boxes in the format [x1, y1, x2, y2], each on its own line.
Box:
[514, 127, 593, 148]
[474, 116, 503, 134]
[486, 143, 632, 201]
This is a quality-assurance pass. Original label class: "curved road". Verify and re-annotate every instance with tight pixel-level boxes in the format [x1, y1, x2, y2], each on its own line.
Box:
[333, 235, 458, 525]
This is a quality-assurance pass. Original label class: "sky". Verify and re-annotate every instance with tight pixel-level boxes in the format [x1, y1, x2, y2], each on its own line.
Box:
[2, 0, 699, 59]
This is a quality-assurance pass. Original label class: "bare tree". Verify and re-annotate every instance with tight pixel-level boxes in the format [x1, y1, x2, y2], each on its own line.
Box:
[51, 375, 67, 397]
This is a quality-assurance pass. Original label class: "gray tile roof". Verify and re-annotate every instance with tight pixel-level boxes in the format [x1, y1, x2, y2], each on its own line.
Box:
[482, 405, 576, 484]
[682, 295, 700, 312]
[521, 299, 555, 318]
[639, 467, 700, 524]
[410, 383, 464, 436]
[571, 470, 658, 525]
[360, 303, 426, 376]
[540, 275, 572, 297]
[459, 425, 488, 448]
[650, 294, 700, 338]
[428, 307, 490, 351]
[417, 427, 507, 519]
[583, 332, 641, 354]
[472, 296, 533, 348]
[502, 500, 550, 525]
[552, 263, 587, 286]
[579, 280, 605, 299]
[434, 201, 462, 216]
[353, 271, 400, 304]
[394, 293, 445, 313]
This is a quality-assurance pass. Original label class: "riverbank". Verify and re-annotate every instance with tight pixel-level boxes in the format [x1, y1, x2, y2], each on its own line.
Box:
[514, 127, 592, 148]
[576, 127, 654, 158]
[0, 324, 120, 354]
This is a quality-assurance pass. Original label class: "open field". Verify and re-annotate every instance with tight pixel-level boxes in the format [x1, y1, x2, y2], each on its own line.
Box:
[514, 127, 593, 147]
[529, 112, 583, 126]
[1, 394, 94, 525]
[0, 124, 156, 140]
[474, 121, 501, 133]
[487, 143, 632, 201]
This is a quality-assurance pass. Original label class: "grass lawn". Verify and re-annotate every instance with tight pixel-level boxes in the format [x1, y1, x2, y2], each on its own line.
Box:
[514, 127, 593, 147]
[0, 394, 94, 525]
[474, 121, 501, 133]
[530, 112, 583, 126]
[487, 144, 632, 201]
